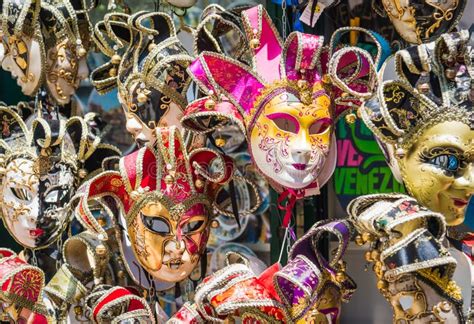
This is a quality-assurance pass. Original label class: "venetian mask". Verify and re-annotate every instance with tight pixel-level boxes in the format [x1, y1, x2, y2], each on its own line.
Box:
[380, 0, 466, 44]
[184, 6, 382, 199]
[39, 0, 96, 104]
[249, 83, 333, 190]
[1, 158, 75, 249]
[76, 127, 235, 284]
[0, 108, 120, 250]
[91, 12, 193, 147]
[1, 35, 43, 96]
[361, 30, 474, 225]
[45, 39, 89, 105]
[0, 0, 43, 96]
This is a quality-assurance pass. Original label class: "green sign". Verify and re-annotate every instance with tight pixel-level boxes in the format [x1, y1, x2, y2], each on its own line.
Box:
[334, 118, 405, 209]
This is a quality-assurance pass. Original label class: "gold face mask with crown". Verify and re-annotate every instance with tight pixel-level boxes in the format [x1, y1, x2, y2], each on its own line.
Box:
[361, 30, 474, 226]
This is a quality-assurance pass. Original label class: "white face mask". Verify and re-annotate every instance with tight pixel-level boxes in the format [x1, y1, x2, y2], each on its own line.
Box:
[45, 39, 89, 105]
[1, 158, 75, 249]
[249, 91, 334, 190]
[1, 35, 42, 96]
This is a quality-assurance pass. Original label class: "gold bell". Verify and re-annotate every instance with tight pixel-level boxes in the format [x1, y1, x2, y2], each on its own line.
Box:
[195, 179, 204, 189]
[365, 251, 373, 262]
[215, 137, 226, 147]
[111, 54, 122, 65]
[118, 270, 125, 279]
[445, 68, 456, 79]
[78, 168, 88, 179]
[95, 244, 107, 255]
[335, 271, 346, 283]
[164, 174, 174, 185]
[148, 42, 156, 51]
[211, 220, 219, 228]
[77, 47, 87, 58]
[341, 92, 349, 98]
[376, 279, 388, 290]
[249, 38, 260, 49]
[355, 235, 364, 246]
[322, 74, 331, 84]
[345, 113, 357, 124]
[417, 83, 430, 93]
[109, 67, 117, 77]
[137, 92, 148, 103]
[297, 79, 308, 90]
[439, 301, 452, 312]
[361, 232, 373, 242]
[204, 98, 216, 110]
[74, 306, 83, 316]
[371, 250, 380, 260]
[98, 218, 107, 227]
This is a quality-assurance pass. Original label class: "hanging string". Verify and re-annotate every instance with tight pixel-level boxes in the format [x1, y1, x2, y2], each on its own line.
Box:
[281, 0, 288, 39]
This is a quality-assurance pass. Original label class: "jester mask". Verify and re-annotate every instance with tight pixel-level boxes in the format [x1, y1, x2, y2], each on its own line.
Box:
[76, 127, 236, 284]
[182, 6, 386, 203]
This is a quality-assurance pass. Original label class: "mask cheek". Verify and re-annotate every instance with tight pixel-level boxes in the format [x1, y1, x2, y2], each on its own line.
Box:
[129, 217, 165, 272]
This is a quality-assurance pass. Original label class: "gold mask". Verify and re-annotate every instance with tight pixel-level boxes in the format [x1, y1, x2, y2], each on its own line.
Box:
[399, 121, 474, 226]
[128, 201, 210, 283]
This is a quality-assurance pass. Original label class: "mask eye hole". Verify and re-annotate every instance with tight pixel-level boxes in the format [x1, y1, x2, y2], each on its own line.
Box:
[429, 154, 460, 173]
[182, 219, 206, 234]
[309, 118, 332, 135]
[266, 113, 299, 134]
[44, 188, 69, 204]
[10, 187, 31, 201]
[141, 214, 171, 235]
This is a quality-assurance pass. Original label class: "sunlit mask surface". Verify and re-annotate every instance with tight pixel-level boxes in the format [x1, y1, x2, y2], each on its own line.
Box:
[128, 201, 209, 283]
[1, 158, 74, 249]
[249, 84, 333, 190]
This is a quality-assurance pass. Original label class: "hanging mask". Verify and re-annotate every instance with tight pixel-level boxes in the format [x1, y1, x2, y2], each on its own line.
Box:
[91, 12, 193, 147]
[361, 30, 474, 226]
[378, 0, 466, 44]
[39, 0, 97, 105]
[0, 0, 44, 96]
[182, 5, 386, 226]
[76, 127, 253, 284]
[0, 107, 120, 250]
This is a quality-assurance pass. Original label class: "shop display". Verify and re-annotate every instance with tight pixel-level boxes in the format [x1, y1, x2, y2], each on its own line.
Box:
[0, 0, 472, 322]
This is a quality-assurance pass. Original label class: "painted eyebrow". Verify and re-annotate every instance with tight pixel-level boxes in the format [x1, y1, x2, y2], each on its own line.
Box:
[421, 135, 468, 152]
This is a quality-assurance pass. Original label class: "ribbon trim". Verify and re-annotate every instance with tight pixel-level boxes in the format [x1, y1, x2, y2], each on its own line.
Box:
[278, 189, 305, 227]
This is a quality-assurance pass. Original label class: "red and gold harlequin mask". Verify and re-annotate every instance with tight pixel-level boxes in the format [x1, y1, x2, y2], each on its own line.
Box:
[183, 5, 383, 203]
[76, 127, 234, 283]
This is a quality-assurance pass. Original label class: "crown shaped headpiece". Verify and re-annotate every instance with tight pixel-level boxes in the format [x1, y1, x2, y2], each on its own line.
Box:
[361, 30, 474, 150]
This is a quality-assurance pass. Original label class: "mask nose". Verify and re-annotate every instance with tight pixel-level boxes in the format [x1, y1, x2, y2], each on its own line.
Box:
[126, 116, 143, 137]
[453, 164, 474, 196]
[164, 239, 186, 258]
[291, 134, 312, 164]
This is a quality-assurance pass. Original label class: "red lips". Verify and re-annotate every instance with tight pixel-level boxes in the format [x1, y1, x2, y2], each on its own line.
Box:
[29, 229, 44, 238]
[292, 163, 307, 171]
[453, 198, 468, 208]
